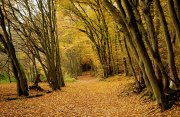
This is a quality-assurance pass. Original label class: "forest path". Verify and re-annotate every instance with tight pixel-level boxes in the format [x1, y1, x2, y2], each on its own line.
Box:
[0, 74, 179, 116]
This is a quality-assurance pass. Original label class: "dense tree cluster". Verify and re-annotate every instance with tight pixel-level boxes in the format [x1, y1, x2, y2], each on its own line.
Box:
[0, 0, 64, 96]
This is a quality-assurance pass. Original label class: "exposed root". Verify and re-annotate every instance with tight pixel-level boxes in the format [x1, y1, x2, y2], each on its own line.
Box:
[140, 89, 155, 100]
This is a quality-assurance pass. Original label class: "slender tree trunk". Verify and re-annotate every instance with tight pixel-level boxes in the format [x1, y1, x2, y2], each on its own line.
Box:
[32, 56, 38, 78]
[124, 37, 140, 89]
[174, 0, 180, 21]
[123, 57, 128, 76]
[7, 58, 11, 83]
[153, 7, 163, 91]
[115, 30, 120, 74]
[56, 38, 65, 87]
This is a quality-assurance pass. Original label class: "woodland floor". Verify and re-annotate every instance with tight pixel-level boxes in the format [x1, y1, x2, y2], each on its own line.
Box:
[0, 73, 179, 117]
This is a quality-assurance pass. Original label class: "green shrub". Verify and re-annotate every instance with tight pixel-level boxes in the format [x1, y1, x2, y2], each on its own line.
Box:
[0, 72, 16, 83]
[63, 72, 76, 83]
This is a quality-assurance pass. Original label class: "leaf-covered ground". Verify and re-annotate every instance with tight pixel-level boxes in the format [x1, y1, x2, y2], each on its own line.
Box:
[0, 74, 179, 116]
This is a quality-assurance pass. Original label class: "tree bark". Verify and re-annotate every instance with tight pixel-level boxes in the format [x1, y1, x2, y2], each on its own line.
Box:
[174, 0, 180, 21]
[124, 37, 140, 89]
[123, 57, 128, 76]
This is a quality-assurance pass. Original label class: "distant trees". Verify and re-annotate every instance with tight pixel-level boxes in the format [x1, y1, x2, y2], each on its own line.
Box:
[62, 0, 123, 78]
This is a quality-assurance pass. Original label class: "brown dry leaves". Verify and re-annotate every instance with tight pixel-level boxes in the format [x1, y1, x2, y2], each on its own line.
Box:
[0, 75, 179, 117]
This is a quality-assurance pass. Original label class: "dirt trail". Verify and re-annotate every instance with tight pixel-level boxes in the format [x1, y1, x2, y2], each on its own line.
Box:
[0, 74, 179, 116]
[76, 72, 97, 83]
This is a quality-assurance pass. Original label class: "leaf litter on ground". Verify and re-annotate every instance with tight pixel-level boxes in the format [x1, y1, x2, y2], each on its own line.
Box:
[0, 74, 179, 116]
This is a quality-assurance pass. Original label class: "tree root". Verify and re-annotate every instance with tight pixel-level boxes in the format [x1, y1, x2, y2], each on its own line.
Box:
[140, 89, 155, 100]
[29, 85, 44, 91]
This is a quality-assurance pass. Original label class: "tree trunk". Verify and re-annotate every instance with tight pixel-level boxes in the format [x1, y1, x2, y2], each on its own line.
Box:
[124, 37, 140, 89]
[11, 56, 29, 96]
[123, 57, 128, 76]
[174, 0, 180, 21]
[7, 58, 11, 83]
